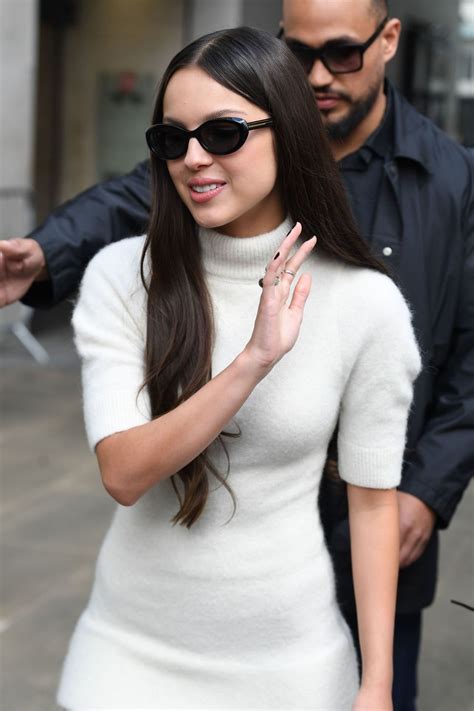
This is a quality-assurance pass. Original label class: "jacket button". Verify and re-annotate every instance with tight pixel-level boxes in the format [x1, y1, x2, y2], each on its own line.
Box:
[383, 247, 393, 256]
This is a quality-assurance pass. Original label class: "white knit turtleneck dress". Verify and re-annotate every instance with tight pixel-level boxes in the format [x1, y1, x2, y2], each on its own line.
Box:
[57, 218, 421, 710]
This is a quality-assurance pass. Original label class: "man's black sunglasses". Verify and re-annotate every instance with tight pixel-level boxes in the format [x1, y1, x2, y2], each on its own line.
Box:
[278, 16, 389, 75]
[146, 117, 273, 160]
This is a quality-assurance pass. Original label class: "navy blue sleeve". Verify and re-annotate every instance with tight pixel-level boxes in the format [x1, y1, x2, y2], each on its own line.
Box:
[22, 160, 151, 308]
[399, 152, 474, 527]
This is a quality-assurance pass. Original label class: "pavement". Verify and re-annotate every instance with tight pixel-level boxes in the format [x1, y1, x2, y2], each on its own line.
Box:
[1, 321, 473, 711]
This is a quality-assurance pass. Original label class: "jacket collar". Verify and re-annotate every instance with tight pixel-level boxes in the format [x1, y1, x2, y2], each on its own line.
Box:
[387, 81, 435, 174]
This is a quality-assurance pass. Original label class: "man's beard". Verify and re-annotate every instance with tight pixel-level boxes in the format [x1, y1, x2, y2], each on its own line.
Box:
[320, 80, 382, 141]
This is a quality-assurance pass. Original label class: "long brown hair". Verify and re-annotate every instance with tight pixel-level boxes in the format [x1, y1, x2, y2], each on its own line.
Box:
[141, 27, 388, 527]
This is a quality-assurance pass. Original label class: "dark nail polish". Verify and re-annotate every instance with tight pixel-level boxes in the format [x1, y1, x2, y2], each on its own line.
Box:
[258, 277, 264, 288]
[286, 222, 297, 236]
[273, 251, 280, 260]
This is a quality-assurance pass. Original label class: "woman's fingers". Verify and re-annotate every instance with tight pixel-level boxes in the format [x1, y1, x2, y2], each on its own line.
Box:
[280, 235, 317, 286]
[289, 272, 312, 314]
[261, 223, 317, 292]
[248, 223, 315, 367]
[261, 222, 302, 288]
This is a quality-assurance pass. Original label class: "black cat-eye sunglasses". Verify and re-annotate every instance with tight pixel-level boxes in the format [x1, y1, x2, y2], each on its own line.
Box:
[146, 117, 273, 160]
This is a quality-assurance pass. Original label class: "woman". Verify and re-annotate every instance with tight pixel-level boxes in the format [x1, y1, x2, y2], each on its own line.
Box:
[57, 27, 421, 710]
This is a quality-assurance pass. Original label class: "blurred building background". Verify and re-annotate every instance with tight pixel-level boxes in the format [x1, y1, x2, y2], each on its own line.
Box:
[2, 0, 474, 244]
[0, 0, 474, 245]
[1, 1, 473, 710]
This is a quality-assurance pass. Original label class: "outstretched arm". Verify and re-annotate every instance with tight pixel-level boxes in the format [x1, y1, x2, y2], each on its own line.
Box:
[0, 160, 151, 309]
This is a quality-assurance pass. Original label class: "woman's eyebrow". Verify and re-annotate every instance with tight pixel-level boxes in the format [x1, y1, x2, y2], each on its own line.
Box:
[163, 108, 249, 125]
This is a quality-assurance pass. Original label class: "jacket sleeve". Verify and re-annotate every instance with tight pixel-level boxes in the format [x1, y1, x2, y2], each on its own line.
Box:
[399, 152, 474, 528]
[21, 160, 151, 309]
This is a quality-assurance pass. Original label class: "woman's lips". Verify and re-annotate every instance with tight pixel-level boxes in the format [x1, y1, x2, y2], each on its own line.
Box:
[189, 183, 226, 203]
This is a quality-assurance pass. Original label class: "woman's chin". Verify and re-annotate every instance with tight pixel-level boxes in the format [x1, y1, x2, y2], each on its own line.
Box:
[192, 213, 232, 231]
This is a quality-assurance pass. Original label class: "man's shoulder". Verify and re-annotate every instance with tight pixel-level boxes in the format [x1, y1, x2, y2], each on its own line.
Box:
[418, 117, 473, 200]
[421, 115, 473, 170]
[392, 86, 473, 177]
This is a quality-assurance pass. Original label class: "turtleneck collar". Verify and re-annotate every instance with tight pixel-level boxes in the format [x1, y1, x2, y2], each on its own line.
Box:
[199, 217, 293, 282]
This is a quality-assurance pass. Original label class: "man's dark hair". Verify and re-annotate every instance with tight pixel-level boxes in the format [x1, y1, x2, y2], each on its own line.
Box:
[370, 0, 389, 20]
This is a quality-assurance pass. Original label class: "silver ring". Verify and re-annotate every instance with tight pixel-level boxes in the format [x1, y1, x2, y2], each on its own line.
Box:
[282, 269, 296, 276]
[273, 275, 280, 286]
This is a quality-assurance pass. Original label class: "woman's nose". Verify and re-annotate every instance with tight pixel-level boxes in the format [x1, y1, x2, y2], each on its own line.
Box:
[184, 137, 213, 169]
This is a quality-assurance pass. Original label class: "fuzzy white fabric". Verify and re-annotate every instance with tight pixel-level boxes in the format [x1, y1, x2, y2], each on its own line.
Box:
[57, 218, 421, 710]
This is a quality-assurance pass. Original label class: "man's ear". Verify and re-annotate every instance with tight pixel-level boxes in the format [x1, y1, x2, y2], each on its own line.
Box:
[382, 18, 402, 64]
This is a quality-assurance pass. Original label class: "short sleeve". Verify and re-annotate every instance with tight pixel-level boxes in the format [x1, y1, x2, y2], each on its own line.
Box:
[72, 239, 151, 451]
[336, 269, 422, 489]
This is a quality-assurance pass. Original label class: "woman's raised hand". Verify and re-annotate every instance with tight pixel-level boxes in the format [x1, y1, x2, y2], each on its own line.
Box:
[244, 222, 316, 373]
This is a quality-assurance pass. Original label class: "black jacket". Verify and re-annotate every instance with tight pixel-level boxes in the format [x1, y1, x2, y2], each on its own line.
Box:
[24, 84, 474, 613]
